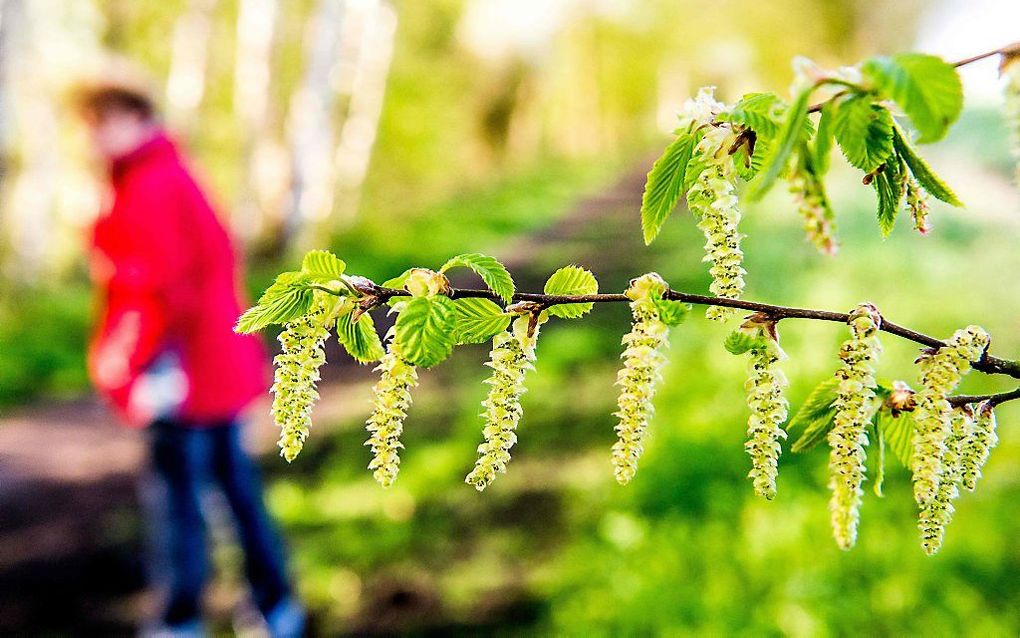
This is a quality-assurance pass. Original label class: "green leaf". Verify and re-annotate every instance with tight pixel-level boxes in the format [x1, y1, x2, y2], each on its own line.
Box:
[873, 420, 886, 497]
[892, 124, 963, 206]
[746, 86, 813, 200]
[876, 408, 916, 467]
[788, 377, 841, 452]
[641, 129, 701, 244]
[235, 272, 314, 333]
[861, 53, 963, 143]
[832, 95, 894, 172]
[301, 250, 346, 281]
[813, 100, 836, 174]
[723, 330, 766, 355]
[653, 296, 690, 327]
[439, 253, 515, 303]
[451, 298, 511, 344]
[544, 266, 599, 319]
[873, 157, 906, 237]
[718, 92, 783, 139]
[336, 310, 385, 363]
[394, 296, 456, 368]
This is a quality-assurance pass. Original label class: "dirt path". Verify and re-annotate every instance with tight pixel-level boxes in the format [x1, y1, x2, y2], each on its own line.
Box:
[0, 162, 650, 634]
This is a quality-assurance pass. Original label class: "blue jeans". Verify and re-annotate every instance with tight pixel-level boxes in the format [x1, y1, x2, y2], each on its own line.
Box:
[144, 418, 292, 626]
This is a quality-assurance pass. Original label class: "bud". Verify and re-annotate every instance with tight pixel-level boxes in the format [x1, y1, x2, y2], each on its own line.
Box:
[827, 303, 881, 549]
[612, 274, 671, 485]
[466, 314, 543, 490]
[364, 340, 419, 487]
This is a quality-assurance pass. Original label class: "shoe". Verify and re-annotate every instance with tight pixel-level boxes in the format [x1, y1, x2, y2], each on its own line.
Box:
[264, 596, 306, 638]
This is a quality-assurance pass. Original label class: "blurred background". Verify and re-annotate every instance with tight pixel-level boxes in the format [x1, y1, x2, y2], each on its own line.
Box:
[0, 0, 1018, 634]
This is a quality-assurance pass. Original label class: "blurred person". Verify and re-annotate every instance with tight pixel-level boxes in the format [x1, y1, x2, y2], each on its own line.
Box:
[71, 64, 305, 638]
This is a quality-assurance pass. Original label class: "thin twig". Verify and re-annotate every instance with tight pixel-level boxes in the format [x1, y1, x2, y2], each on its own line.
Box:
[368, 285, 1020, 381]
[949, 387, 1020, 408]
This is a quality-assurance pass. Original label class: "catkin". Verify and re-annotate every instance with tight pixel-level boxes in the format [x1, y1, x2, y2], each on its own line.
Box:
[959, 401, 998, 492]
[905, 177, 931, 235]
[688, 163, 746, 321]
[918, 408, 970, 554]
[466, 315, 540, 491]
[827, 303, 881, 550]
[272, 298, 332, 462]
[364, 340, 419, 487]
[788, 167, 838, 255]
[910, 326, 989, 506]
[744, 335, 789, 500]
[612, 274, 671, 485]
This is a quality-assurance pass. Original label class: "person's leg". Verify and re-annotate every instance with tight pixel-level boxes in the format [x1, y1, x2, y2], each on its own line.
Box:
[148, 419, 211, 630]
[207, 420, 296, 620]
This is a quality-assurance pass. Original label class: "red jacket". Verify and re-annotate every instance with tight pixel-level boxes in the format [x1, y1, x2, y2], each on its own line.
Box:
[89, 132, 268, 426]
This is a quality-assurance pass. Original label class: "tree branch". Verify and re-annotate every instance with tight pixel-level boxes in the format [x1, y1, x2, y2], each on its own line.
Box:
[805, 42, 1020, 114]
[364, 284, 1020, 383]
[949, 387, 1020, 408]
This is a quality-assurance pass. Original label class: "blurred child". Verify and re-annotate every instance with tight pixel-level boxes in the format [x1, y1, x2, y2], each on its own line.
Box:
[72, 63, 305, 638]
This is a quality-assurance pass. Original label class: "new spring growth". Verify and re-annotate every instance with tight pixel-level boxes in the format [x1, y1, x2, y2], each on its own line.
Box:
[363, 267, 448, 487]
[466, 306, 544, 491]
[828, 303, 882, 550]
[910, 326, 990, 505]
[680, 89, 746, 322]
[740, 313, 789, 500]
[905, 177, 932, 235]
[612, 274, 672, 485]
[959, 400, 998, 492]
[918, 406, 971, 555]
[271, 294, 339, 462]
[788, 164, 838, 255]
[364, 339, 418, 487]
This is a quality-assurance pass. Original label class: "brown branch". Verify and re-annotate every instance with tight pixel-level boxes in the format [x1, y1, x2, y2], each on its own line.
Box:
[364, 284, 1020, 382]
[949, 387, 1020, 408]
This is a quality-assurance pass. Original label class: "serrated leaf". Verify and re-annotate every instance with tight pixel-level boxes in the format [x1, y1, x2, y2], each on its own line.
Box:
[235, 272, 314, 333]
[832, 95, 895, 172]
[544, 266, 598, 319]
[653, 296, 690, 327]
[439, 253, 515, 303]
[641, 129, 701, 244]
[301, 250, 346, 281]
[746, 87, 813, 200]
[876, 408, 916, 467]
[891, 124, 963, 206]
[718, 92, 783, 139]
[788, 377, 840, 452]
[723, 330, 766, 355]
[394, 296, 456, 368]
[336, 310, 385, 363]
[861, 53, 963, 143]
[873, 157, 906, 237]
[452, 297, 511, 344]
[813, 100, 836, 174]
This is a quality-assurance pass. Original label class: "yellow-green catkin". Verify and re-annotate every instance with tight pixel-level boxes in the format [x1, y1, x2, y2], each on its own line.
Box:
[679, 89, 746, 322]
[271, 297, 332, 462]
[788, 166, 838, 255]
[959, 401, 998, 492]
[1003, 56, 1020, 184]
[906, 176, 931, 235]
[364, 339, 419, 487]
[612, 274, 671, 485]
[918, 407, 971, 555]
[465, 314, 541, 491]
[742, 316, 789, 500]
[827, 303, 882, 550]
[910, 326, 990, 506]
